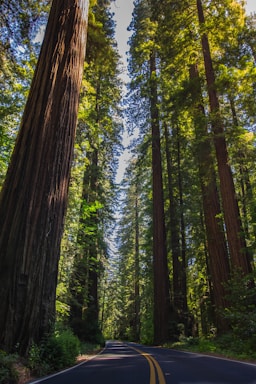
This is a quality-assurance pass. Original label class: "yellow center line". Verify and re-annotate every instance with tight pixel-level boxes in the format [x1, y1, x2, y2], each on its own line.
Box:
[128, 345, 166, 384]
[141, 352, 156, 384]
[147, 353, 166, 384]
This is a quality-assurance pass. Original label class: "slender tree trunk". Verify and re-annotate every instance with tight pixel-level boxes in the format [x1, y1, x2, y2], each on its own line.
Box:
[74, 66, 103, 339]
[150, 52, 170, 344]
[134, 189, 140, 341]
[176, 127, 189, 333]
[69, 147, 100, 342]
[164, 123, 182, 326]
[85, 78, 102, 334]
[86, 148, 100, 334]
[196, 0, 251, 274]
[229, 95, 256, 258]
[0, 0, 89, 353]
[189, 63, 230, 333]
[200, 210, 216, 335]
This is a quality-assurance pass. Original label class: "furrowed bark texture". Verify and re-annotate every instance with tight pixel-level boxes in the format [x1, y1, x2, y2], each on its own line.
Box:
[189, 63, 230, 333]
[0, 0, 89, 353]
[197, 0, 251, 275]
[150, 52, 170, 344]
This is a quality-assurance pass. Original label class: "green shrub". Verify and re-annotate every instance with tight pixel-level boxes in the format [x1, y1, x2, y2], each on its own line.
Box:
[223, 270, 256, 344]
[215, 333, 256, 358]
[28, 343, 50, 377]
[70, 317, 105, 346]
[186, 336, 199, 346]
[42, 329, 80, 372]
[28, 329, 80, 375]
[0, 350, 18, 384]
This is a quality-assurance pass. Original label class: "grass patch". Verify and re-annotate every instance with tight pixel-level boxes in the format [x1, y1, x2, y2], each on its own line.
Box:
[165, 335, 256, 363]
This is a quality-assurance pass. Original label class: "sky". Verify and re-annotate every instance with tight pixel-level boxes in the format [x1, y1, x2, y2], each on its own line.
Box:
[111, 1, 134, 62]
[111, 0, 256, 183]
[246, 0, 256, 14]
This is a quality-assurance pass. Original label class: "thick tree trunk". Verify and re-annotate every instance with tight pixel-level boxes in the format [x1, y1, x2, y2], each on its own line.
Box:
[150, 52, 170, 344]
[189, 63, 230, 333]
[0, 0, 89, 353]
[196, 0, 251, 274]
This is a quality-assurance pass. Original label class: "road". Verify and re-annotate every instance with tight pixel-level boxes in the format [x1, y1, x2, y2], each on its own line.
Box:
[30, 340, 256, 384]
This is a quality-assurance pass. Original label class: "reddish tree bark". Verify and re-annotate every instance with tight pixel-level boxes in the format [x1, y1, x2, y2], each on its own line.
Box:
[164, 124, 182, 314]
[133, 188, 141, 341]
[0, 0, 89, 353]
[196, 0, 251, 274]
[189, 63, 230, 333]
[150, 52, 171, 344]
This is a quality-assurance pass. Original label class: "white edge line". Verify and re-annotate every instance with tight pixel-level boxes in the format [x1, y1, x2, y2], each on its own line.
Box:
[28, 345, 106, 383]
[169, 348, 256, 367]
[130, 344, 256, 368]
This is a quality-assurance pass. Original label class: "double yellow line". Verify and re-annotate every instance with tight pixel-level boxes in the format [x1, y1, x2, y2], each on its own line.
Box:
[129, 345, 166, 384]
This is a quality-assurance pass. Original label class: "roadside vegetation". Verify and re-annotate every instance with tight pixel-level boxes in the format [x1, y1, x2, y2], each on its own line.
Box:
[0, 329, 104, 384]
[166, 271, 256, 363]
[167, 335, 256, 363]
[1, 270, 256, 383]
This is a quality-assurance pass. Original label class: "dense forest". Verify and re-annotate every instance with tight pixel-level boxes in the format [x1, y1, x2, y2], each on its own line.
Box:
[0, 0, 256, 379]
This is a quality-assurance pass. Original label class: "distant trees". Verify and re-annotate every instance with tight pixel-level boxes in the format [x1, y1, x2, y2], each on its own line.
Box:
[113, 0, 256, 343]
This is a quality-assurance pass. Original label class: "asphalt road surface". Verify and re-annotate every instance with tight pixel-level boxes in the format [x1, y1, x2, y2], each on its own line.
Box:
[30, 340, 256, 384]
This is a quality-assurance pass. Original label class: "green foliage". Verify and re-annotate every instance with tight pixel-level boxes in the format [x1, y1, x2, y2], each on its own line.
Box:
[0, 350, 18, 384]
[169, 271, 256, 360]
[43, 330, 80, 371]
[70, 315, 105, 346]
[56, 282, 71, 322]
[80, 341, 104, 355]
[28, 330, 80, 375]
[215, 333, 256, 359]
[169, 334, 256, 361]
[223, 271, 256, 341]
[28, 343, 50, 377]
[140, 312, 154, 345]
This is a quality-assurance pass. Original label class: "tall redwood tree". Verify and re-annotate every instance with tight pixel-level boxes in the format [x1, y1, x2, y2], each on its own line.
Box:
[150, 52, 170, 344]
[196, 0, 251, 275]
[189, 63, 230, 332]
[0, 0, 89, 353]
